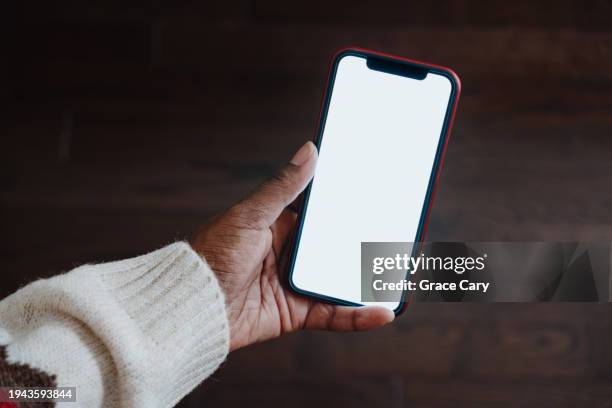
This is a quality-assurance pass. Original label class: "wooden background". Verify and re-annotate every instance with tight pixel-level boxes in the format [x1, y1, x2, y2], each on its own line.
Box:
[4, 0, 612, 406]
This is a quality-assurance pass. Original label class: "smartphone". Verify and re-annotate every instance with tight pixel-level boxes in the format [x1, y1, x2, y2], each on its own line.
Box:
[287, 48, 460, 315]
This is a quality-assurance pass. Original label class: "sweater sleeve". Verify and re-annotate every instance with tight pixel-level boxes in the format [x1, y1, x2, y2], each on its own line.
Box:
[0, 242, 230, 407]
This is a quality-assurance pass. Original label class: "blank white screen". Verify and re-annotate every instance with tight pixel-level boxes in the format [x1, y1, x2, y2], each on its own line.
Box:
[291, 55, 453, 311]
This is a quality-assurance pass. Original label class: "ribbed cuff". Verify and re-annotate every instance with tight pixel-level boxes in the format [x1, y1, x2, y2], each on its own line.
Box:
[95, 242, 230, 406]
[0, 242, 229, 407]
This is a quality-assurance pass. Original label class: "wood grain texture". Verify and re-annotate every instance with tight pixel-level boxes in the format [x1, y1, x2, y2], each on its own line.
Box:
[5, 1, 612, 406]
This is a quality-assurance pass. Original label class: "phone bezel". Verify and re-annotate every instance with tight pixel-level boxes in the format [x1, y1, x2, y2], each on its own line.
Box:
[286, 48, 461, 316]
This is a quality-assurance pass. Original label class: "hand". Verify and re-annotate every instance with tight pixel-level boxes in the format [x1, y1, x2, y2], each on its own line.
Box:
[190, 141, 395, 351]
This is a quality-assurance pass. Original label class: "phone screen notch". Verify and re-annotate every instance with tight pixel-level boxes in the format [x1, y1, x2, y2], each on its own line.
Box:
[366, 56, 428, 80]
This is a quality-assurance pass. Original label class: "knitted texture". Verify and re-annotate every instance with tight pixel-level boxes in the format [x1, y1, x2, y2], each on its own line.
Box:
[0, 242, 230, 407]
[0, 345, 56, 408]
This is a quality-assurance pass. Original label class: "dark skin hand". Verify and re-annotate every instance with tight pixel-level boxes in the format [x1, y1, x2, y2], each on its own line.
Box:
[191, 141, 395, 351]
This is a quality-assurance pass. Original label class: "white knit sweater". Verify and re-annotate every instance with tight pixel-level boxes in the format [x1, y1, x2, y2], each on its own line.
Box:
[0, 242, 230, 407]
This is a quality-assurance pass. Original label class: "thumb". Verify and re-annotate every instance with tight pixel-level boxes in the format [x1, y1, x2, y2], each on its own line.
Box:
[236, 141, 318, 228]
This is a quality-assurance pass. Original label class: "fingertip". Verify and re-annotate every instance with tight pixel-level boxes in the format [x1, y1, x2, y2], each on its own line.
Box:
[290, 141, 318, 166]
[355, 306, 395, 330]
[380, 307, 396, 323]
[304, 141, 318, 156]
[293, 142, 318, 183]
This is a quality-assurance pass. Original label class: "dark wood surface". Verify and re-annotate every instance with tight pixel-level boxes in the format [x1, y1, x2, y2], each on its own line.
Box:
[4, 1, 612, 406]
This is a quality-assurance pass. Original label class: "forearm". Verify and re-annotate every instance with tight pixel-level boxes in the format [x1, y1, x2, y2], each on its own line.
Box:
[0, 242, 229, 407]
